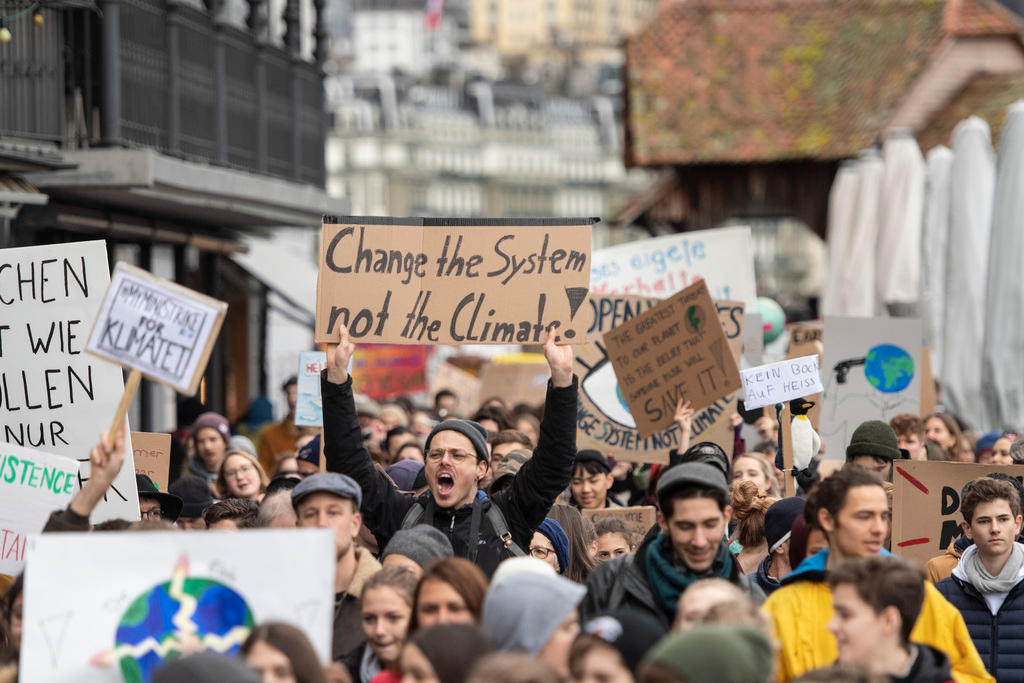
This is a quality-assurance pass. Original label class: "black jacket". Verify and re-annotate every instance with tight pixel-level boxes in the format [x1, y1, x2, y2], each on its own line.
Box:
[322, 371, 578, 578]
[936, 570, 1024, 681]
[580, 528, 765, 629]
[892, 644, 955, 683]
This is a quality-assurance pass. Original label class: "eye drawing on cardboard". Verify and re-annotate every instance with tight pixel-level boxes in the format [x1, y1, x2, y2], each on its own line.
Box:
[90, 554, 255, 682]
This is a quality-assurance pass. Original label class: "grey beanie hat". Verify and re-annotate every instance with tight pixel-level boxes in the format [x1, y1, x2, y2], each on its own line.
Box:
[425, 419, 490, 462]
[482, 571, 586, 654]
[153, 653, 259, 683]
[381, 524, 454, 568]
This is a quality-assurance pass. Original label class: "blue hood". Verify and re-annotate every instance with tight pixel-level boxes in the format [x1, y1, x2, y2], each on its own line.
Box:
[780, 546, 895, 586]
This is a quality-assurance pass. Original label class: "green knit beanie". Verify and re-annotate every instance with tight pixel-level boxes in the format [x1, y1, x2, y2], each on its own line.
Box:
[845, 419, 902, 461]
[642, 624, 773, 683]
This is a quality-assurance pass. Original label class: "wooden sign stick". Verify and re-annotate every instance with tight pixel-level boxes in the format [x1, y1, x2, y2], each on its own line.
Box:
[779, 403, 796, 497]
[109, 369, 142, 447]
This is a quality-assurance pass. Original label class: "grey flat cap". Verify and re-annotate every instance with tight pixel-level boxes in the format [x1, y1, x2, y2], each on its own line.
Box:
[291, 472, 363, 509]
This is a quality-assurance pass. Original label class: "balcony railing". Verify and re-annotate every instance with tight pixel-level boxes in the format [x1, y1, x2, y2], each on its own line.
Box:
[0, 0, 326, 186]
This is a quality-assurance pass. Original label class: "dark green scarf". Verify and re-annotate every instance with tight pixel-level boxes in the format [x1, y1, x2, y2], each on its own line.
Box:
[644, 532, 734, 616]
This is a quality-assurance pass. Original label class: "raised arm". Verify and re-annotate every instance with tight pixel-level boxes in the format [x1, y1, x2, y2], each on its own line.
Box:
[498, 328, 579, 539]
[322, 325, 413, 543]
[44, 428, 126, 531]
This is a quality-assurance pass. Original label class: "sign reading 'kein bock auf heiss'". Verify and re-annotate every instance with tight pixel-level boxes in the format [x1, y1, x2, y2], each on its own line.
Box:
[315, 217, 594, 345]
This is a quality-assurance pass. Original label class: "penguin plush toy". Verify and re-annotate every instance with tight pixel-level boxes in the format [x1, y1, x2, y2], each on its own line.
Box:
[789, 398, 820, 471]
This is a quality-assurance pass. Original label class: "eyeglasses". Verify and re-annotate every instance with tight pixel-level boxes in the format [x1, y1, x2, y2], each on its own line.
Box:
[529, 546, 555, 560]
[426, 448, 474, 464]
[225, 464, 256, 479]
[140, 508, 163, 520]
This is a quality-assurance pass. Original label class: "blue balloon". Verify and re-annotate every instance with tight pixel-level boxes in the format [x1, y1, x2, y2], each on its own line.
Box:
[864, 344, 914, 393]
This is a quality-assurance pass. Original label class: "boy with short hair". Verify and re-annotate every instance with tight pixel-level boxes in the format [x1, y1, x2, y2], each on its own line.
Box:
[936, 477, 1024, 681]
[890, 414, 927, 461]
[763, 466, 990, 682]
[570, 450, 621, 509]
[827, 556, 954, 683]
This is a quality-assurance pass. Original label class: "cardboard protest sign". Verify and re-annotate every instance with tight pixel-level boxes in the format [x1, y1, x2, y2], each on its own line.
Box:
[430, 361, 482, 415]
[315, 217, 594, 345]
[892, 460, 1024, 566]
[131, 431, 171, 491]
[352, 344, 428, 399]
[589, 226, 757, 307]
[0, 240, 138, 523]
[0, 442, 79, 574]
[742, 312, 764, 368]
[576, 295, 744, 464]
[603, 280, 742, 439]
[582, 506, 658, 544]
[295, 351, 327, 427]
[479, 361, 550, 408]
[819, 316, 921, 460]
[86, 263, 227, 395]
[740, 355, 823, 410]
[20, 528, 335, 682]
[785, 322, 823, 428]
[921, 346, 938, 417]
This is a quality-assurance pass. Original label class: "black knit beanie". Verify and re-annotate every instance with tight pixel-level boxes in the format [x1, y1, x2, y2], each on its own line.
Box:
[425, 419, 490, 462]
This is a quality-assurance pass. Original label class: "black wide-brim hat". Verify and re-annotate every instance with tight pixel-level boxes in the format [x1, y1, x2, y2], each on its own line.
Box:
[135, 473, 184, 522]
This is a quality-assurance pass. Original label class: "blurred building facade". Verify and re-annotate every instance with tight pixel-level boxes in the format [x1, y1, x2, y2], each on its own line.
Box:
[325, 76, 651, 246]
[325, 0, 656, 247]
[1, 0, 343, 430]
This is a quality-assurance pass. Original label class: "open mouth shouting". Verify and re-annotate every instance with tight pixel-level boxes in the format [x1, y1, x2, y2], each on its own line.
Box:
[437, 472, 456, 498]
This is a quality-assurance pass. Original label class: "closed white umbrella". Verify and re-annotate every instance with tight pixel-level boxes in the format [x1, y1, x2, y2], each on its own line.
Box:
[839, 149, 883, 317]
[982, 101, 1024, 430]
[822, 160, 859, 316]
[943, 116, 995, 430]
[920, 145, 953, 380]
[876, 130, 925, 314]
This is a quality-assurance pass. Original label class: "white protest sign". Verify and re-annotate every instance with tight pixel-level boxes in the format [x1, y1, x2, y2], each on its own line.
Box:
[0, 442, 79, 574]
[86, 263, 227, 395]
[589, 226, 757, 307]
[0, 240, 138, 523]
[819, 316, 922, 459]
[295, 351, 327, 427]
[20, 528, 335, 682]
[740, 355, 823, 410]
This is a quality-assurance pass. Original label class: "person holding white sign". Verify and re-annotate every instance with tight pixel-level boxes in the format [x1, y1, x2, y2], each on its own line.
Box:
[321, 324, 577, 579]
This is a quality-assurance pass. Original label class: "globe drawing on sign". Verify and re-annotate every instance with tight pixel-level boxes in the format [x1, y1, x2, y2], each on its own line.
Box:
[91, 556, 254, 683]
[863, 344, 914, 394]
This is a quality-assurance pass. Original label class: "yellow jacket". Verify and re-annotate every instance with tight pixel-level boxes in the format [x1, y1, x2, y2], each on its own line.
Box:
[763, 550, 993, 683]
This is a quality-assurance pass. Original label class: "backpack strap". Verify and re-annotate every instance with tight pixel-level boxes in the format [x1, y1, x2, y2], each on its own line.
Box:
[399, 501, 426, 530]
[485, 504, 526, 558]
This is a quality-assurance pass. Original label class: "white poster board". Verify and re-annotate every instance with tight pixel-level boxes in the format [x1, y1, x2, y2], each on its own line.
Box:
[819, 316, 922, 459]
[86, 263, 227, 395]
[295, 351, 327, 427]
[589, 226, 757, 307]
[0, 442, 79, 575]
[741, 355, 823, 410]
[20, 528, 335, 682]
[0, 240, 139, 523]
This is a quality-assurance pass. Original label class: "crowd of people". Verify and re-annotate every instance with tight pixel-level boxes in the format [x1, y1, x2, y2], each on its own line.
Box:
[2, 323, 1024, 683]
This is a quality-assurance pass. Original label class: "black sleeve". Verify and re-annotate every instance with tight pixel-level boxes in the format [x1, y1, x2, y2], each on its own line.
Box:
[321, 370, 413, 546]
[580, 558, 615, 622]
[494, 375, 578, 547]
